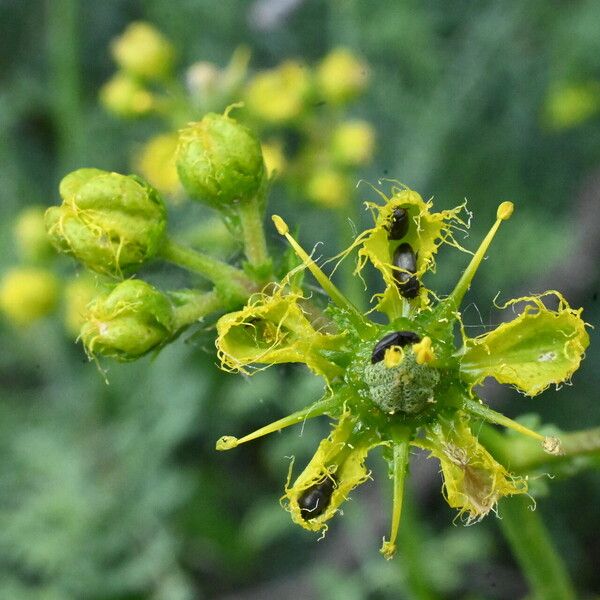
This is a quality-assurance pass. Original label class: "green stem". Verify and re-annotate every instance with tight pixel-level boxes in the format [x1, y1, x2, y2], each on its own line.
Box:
[171, 289, 223, 330]
[47, 0, 82, 172]
[159, 239, 256, 306]
[238, 197, 271, 273]
[499, 496, 576, 600]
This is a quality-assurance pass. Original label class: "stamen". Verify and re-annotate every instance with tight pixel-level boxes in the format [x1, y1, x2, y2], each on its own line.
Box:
[443, 202, 514, 314]
[462, 397, 561, 454]
[413, 336, 435, 365]
[381, 438, 410, 560]
[272, 215, 369, 332]
[215, 395, 337, 451]
[384, 346, 404, 368]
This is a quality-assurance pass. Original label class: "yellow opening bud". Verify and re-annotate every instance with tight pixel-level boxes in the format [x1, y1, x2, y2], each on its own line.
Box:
[100, 72, 155, 118]
[111, 22, 175, 81]
[261, 140, 287, 178]
[0, 267, 58, 327]
[13, 206, 54, 262]
[245, 61, 311, 123]
[63, 275, 102, 338]
[306, 169, 350, 208]
[331, 120, 375, 166]
[316, 48, 368, 105]
[135, 132, 181, 198]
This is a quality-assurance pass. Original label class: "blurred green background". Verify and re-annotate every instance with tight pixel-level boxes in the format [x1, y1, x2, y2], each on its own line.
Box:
[1, 1, 599, 598]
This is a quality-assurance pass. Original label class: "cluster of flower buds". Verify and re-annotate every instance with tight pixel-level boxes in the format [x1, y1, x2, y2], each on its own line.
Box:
[99, 22, 375, 213]
[1, 103, 276, 362]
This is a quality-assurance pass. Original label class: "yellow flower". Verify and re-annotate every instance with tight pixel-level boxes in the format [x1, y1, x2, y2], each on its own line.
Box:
[213, 187, 589, 559]
[331, 120, 375, 166]
[0, 267, 58, 326]
[306, 168, 350, 209]
[245, 61, 311, 123]
[111, 22, 175, 81]
[135, 133, 181, 198]
[544, 81, 600, 130]
[261, 140, 287, 178]
[316, 48, 368, 105]
[100, 72, 155, 118]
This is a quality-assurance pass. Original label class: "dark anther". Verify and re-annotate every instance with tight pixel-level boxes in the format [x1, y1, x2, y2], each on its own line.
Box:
[387, 207, 409, 240]
[298, 476, 336, 520]
[393, 242, 420, 299]
[371, 330, 422, 363]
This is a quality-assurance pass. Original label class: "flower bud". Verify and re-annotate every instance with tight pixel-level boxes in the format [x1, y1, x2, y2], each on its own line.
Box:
[13, 206, 54, 261]
[331, 120, 375, 166]
[306, 168, 350, 208]
[245, 61, 311, 123]
[176, 112, 266, 211]
[544, 81, 600, 130]
[63, 275, 103, 338]
[135, 133, 181, 198]
[80, 279, 173, 361]
[45, 168, 167, 276]
[100, 72, 156, 118]
[0, 267, 58, 326]
[316, 48, 368, 105]
[261, 140, 286, 178]
[111, 22, 175, 81]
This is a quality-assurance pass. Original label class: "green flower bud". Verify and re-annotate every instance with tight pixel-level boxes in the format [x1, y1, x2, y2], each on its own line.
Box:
[100, 72, 156, 118]
[176, 112, 266, 213]
[13, 206, 54, 261]
[0, 267, 58, 326]
[45, 168, 167, 276]
[111, 22, 175, 81]
[80, 279, 173, 361]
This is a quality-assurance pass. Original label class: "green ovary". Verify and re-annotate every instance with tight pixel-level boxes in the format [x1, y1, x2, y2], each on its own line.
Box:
[363, 351, 440, 415]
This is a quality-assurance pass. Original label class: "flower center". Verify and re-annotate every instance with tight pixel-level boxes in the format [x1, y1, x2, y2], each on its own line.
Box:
[362, 332, 440, 415]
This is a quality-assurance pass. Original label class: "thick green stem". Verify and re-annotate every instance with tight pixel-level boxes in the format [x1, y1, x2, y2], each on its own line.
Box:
[499, 496, 576, 600]
[238, 197, 271, 273]
[159, 239, 256, 306]
[171, 290, 223, 330]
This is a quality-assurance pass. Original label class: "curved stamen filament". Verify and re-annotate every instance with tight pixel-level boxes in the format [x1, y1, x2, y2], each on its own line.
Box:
[272, 215, 370, 333]
[381, 435, 410, 560]
[216, 395, 338, 451]
[462, 397, 563, 455]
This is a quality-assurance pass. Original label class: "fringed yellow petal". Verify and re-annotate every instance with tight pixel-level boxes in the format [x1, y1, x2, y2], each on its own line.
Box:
[216, 285, 344, 382]
[459, 291, 589, 396]
[423, 416, 527, 523]
[332, 185, 468, 319]
[283, 409, 381, 532]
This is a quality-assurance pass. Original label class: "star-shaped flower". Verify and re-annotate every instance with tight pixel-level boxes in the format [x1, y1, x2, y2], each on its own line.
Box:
[214, 187, 589, 559]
